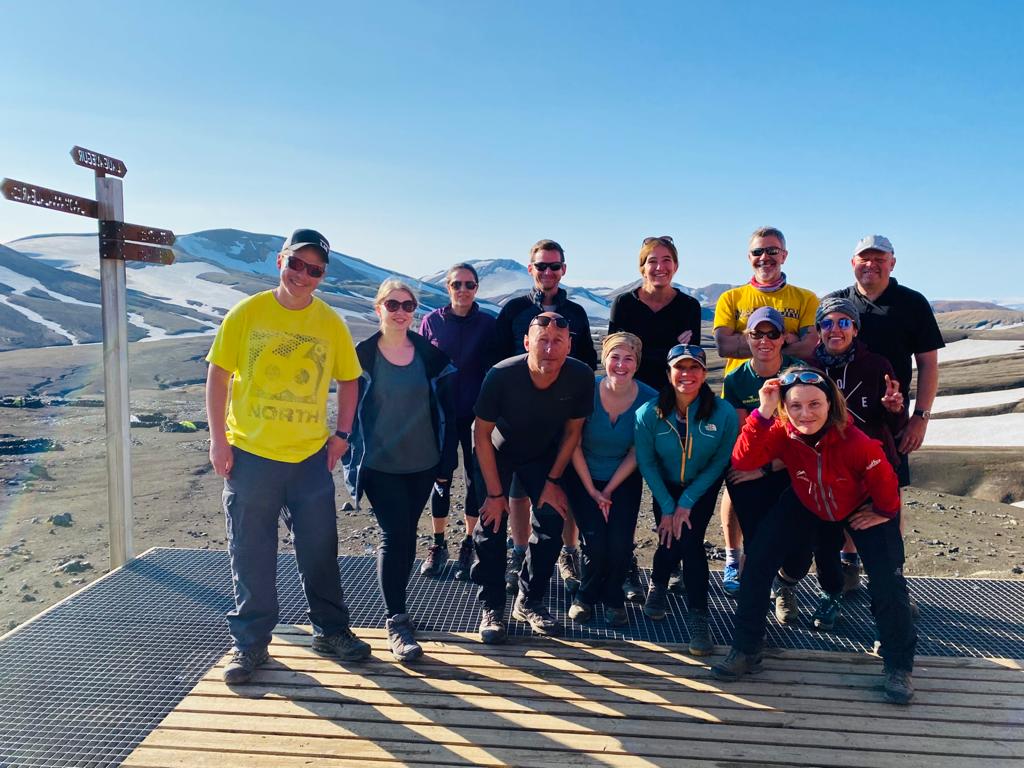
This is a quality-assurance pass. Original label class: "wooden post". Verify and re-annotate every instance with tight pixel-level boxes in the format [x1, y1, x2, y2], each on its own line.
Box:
[95, 176, 133, 567]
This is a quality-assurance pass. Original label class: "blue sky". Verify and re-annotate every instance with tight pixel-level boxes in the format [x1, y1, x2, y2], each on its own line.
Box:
[2, 1, 1021, 300]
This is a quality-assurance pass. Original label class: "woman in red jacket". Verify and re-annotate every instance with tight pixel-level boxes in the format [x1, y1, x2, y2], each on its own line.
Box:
[711, 367, 916, 705]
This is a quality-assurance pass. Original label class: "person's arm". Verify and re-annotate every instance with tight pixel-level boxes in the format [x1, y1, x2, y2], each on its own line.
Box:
[327, 378, 358, 471]
[634, 408, 677, 518]
[206, 364, 234, 477]
[782, 326, 818, 359]
[847, 434, 901, 530]
[602, 447, 638, 498]
[714, 326, 751, 360]
[491, 305, 516, 363]
[575, 310, 598, 370]
[900, 350, 938, 454]
[607, 294, 625, 334]
[732, 379, 785, 470]
[571, 444, 597, 495]
[473, 417, 509, 532]
[538, 416, 585, 518]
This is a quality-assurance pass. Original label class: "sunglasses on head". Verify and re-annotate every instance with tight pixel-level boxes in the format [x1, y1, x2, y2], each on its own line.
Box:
[285, 255, 325, 278]
[449, 280, 478, 291]
[819, 317, 854, 331]
[530, 315, 569, 329]
[642, 235, 674, 246]
[667, 343, 706, 365]
[382, 299, 417, 313]
[779, 370, 826, 387]
[750, 247, 783, 258]
[532, 261, 564, 272]
[748, 328, 782, 340]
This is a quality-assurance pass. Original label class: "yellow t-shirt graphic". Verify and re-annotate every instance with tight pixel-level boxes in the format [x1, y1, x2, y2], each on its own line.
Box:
[207, 291, 361, 463]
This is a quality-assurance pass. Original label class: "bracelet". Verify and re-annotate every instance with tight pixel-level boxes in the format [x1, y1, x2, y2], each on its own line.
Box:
[546, 475, 561, 485]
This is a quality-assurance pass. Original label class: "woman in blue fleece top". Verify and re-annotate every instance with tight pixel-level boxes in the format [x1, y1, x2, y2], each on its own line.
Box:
[634, 344, 738, 655]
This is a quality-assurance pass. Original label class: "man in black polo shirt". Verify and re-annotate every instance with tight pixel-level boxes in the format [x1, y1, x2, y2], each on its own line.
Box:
[471, 312, 595, 643]
[826, 235, 944, 487]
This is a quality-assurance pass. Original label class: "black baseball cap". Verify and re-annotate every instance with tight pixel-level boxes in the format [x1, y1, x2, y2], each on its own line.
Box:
[282, 228, 330, 262]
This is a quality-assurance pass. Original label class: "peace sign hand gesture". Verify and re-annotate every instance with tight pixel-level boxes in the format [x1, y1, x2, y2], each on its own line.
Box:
[881, 374, 904, 414]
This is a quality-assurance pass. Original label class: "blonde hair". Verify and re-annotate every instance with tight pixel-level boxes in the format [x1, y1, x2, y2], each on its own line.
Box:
[601, 332, 643, 363]
[638, 237, 678, 272]
[374, 278, 418, 307]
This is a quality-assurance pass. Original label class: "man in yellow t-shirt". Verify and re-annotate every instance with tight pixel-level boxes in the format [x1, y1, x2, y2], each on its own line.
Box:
[206, 228, 370, 684]
[712, 226, 819, 598]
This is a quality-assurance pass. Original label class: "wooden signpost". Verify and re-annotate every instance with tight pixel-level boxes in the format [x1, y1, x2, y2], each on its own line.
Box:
[2, 147, 177, 569]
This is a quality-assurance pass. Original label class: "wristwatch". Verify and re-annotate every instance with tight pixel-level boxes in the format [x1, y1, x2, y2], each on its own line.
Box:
[912, 409, 930, 421]
[334, 429, 351, 440]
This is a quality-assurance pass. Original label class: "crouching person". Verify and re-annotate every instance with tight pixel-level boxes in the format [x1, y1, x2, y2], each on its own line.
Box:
[711, 368, 916, 704]
[206, 229, 370, 684]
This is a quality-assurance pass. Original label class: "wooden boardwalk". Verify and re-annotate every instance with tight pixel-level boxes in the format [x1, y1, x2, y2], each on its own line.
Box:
[123, 625, 1024, 768]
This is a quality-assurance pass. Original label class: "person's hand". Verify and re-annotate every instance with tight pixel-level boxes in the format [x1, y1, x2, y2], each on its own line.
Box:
[898, 415, 928, 454]
[657, 514, 675, 547]
[539, 481, 570, 520]
[728, 467, 764, 485]
[672, 506, 692, 540]
[676, 330, 693, 345]
[210, 439, 233, 477]
[881, 374, 904, 414]
[847, 503, 891, 531]
[783, 332, 800, 346]
[480, 495, 510, 532]
[757, 378, 782, 418]
[592, 491, 613, 521]
[326, 435, 348, 471]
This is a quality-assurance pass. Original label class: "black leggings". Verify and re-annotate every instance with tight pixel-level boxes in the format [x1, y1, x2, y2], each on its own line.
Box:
[362, 467, 435, 617]
[431, 419, 478, 518]
[650, 476, 725, 614]
[726, 469, 808, 579]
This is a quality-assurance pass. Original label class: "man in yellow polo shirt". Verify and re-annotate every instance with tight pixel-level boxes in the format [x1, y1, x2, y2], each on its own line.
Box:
[206, 228, 370, 684]
[712, 226, 819, 598]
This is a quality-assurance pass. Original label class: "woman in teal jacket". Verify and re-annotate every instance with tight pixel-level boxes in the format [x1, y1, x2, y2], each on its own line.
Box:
[634, 344, 738, 654]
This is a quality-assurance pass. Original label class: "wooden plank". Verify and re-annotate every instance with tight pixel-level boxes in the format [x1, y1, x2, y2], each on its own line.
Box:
[188, 680, 1024, 729]
[166, 698, 1024, 754]
[133, 727, 1016, 768]
[1, 178, 98, 218]
[70, 145, 127, 177]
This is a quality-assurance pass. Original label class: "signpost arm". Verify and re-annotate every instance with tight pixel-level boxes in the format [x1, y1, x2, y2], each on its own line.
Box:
[96, 175, 134, 567]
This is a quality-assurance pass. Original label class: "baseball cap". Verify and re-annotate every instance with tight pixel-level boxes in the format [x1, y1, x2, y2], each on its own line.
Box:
[283, 228, 330, 262]
[747, 306, 785, 332]
[853, 234, 894, 256]
[667, 343, 707, 369]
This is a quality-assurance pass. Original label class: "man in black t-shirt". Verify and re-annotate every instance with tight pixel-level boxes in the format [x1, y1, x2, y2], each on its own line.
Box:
[471, 312, 594, 643]
[826, 235, 944, 487]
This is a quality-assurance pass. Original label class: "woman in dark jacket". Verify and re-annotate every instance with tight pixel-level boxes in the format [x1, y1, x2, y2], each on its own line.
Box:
[344, 279, 457, 662]
[418, 263, 496, 580]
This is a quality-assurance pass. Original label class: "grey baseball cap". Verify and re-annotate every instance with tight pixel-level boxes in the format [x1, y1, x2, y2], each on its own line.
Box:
[747, 306, 785, 332]
[854, 234, 894, 256]
[283, 228, 330, 262]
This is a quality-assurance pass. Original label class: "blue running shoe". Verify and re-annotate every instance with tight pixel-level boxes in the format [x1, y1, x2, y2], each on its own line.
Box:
[722, 564, 741, 598]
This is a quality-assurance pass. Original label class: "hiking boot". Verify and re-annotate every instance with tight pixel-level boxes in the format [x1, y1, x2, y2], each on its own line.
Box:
[505, 549, 525, 595]
[454, 536, 474, 580]
[643, 584, 668, 620]
[386, 613, 423, 662]
[722, 563, 741, 599]
[479, 607, 507, 644]
[668, 566, 684, 594]
[312, 627, 372, 661]
[568, 597, 592, 623]
[773, 577, 798, 624]
[604, 605, 629, 627]
[841, 560, 862, 594]
[512, 596, 561, 636]
[688, 610, 713, 656]
[419, 543, 448, 578]
[622, 556, 645, 604]
[811, 593, 842, 631]
[711, 647, 764, 681]
[883, 668, 915, 705]
[223, 646, 269, 684]
[557, 548, 581, 593]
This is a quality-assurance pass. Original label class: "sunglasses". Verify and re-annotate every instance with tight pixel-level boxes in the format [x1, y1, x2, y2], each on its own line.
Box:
[285, 255, 325, 278]
[748, 329, 783, 340]
[819, 317, 854, 331]
[530, 315, 569, 329]
[450, 280, 478, 291]
[531, 262, 564, 272]
[667, 343, 706, 365]
[382, 299, 417, 313]
[750, 247, 783, 258]
[642, 235, 674, 246]
[779, 370, 826, 387]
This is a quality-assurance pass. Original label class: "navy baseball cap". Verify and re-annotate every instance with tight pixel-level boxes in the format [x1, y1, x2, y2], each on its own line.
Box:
[282, 228, 330, 262]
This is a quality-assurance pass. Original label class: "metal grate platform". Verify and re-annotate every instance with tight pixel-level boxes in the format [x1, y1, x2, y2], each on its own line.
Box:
[1, 547, 1023, 768]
